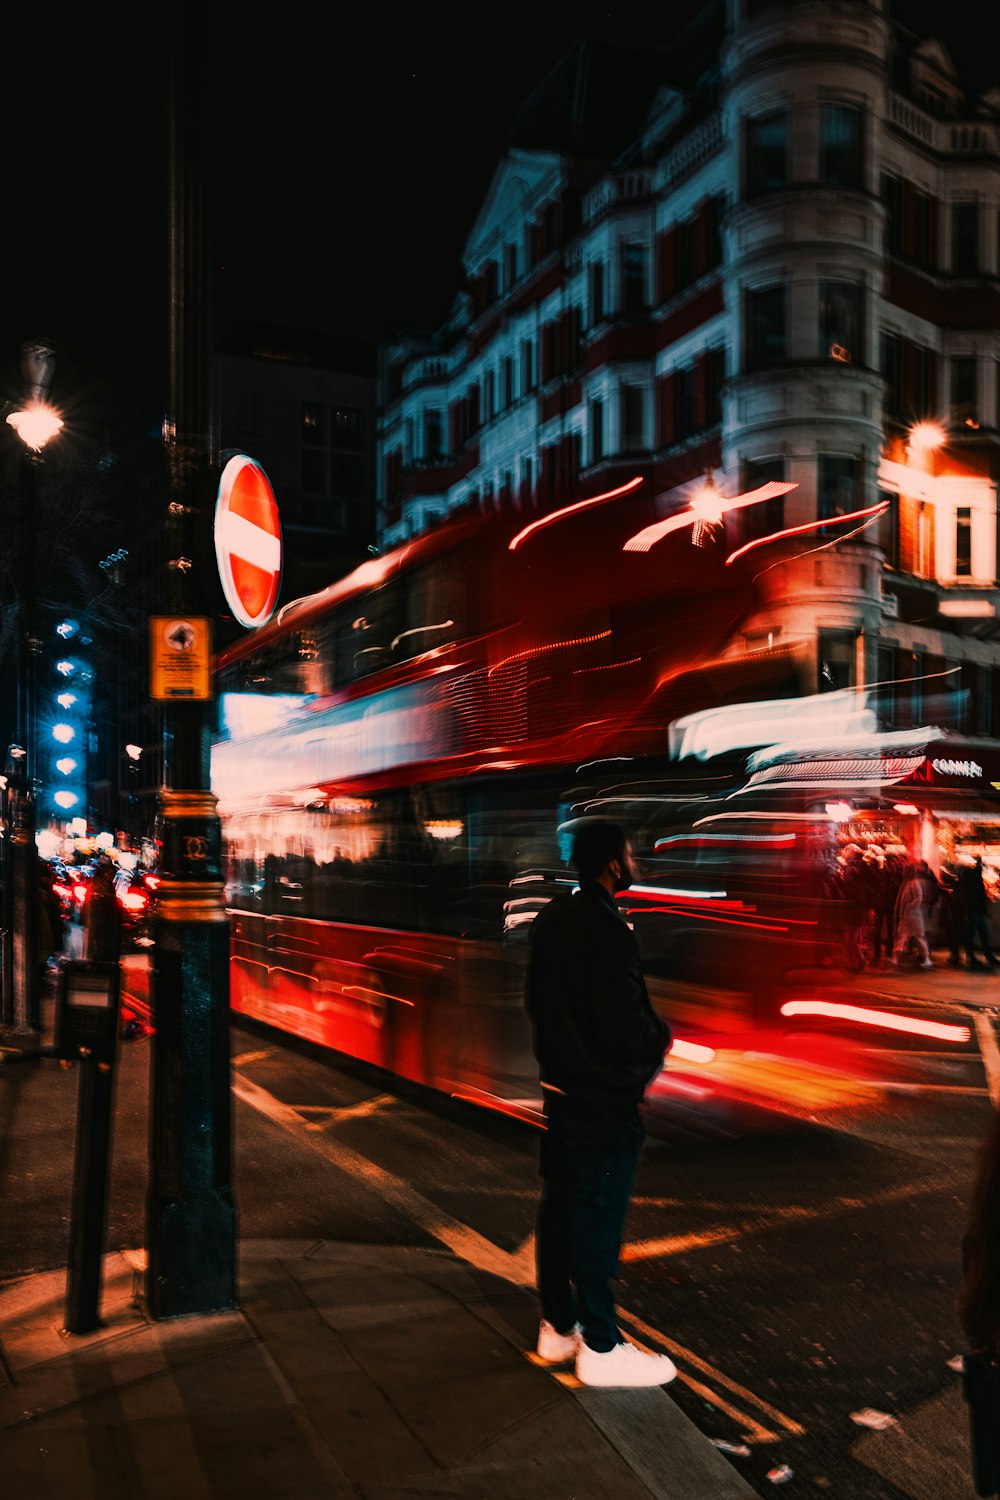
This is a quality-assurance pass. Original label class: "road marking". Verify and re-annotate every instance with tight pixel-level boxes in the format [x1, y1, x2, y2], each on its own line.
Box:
[292, 1093, 398, 1129]
[231, 1049, 275, 1066]
[973, 1012, 1000, 1107]
[232, 1070, 791, 1442]
[618, 1310, 801, 1442]
[621, 1176, 956, 1264]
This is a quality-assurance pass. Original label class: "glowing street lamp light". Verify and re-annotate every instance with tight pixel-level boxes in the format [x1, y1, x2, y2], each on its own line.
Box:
[907, 420, 946, 456]
[5, 401, 63, 452]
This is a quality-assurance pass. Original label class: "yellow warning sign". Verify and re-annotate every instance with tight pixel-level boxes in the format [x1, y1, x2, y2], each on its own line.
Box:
[150, 616, 212, 701]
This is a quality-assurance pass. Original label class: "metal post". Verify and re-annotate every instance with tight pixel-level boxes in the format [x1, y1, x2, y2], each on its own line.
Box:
[10, 446, 39, 1040]
[65, 1057, 117, 1333]
[146, 0, 235, 1318]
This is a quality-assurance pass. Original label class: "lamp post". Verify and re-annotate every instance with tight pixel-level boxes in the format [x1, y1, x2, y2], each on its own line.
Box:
[2, 341, 62, 1041]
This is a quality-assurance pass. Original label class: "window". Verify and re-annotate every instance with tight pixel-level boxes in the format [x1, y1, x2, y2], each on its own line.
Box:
[589, 399, 604, 464]
[331, 455, 363, 494]
[301, 449, 325, 493]
[915, 192, 934, 268]
[956, 507, 972, 576]
[622, 243, 647, 314]
[914, 345, 935, 418]
[521, 340, 535, 393]
[951, 356, 978, 426]
[674, 367, 695, 440]
[916, 503, 931, 578]
[876, 488, 900, 567]
[818, 629, 856, 692]
[331, 407, 362, 447]
[880, 174, 904, 255]
[877, 645, 898, 727]
[739, 456, 786, 543]
[504, 243, 518, 290]
[301, 401, 323, 443]
[880, 332, 902, 420]
[819, 104, 862, 189]
[818, 454, 860, 519]
[424, 410, 442, 460]
[746, 286, 786, 370]
[589, 262, 605, 326]
[908, 650, 925, 725]
[485, 369, 496, 418]
[503, 356, 514, 409]
[621, 386, 645, 452]
[706, 347, 726, 428]
[746, 111, 788, 197]
[820, 280, 861, 364]
[675, 218, 695, 291]
[952, 203, 979, 273]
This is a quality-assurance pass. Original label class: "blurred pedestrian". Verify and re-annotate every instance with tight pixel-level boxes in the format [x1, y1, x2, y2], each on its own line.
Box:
[890, 861, 933, 968]
[83, 854, 121, 962]
[870, 852, 899, 967]
[960, 1109, 1000, 1498]
[35, 858, 65, 1002]
[961, 856, 998, 971]
[525, 819, 676, 1388]
[841, 849, 870, 972]
[940, 865, 967, 967]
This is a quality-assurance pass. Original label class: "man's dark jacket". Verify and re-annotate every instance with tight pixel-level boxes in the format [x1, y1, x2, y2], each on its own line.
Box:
[525, 883, 671, 1112]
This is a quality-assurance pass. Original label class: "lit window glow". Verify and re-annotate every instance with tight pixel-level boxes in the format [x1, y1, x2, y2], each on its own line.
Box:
[52, 723, 75, 744]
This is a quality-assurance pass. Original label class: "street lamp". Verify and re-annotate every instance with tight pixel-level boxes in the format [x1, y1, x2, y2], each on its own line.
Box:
[1, 340, 61, 1041]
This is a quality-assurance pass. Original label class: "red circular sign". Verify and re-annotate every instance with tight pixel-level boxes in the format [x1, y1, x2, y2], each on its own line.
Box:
[215, 455, 282, 628]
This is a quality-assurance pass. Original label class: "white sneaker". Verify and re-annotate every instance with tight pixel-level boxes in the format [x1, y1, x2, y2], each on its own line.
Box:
[576, 1339, 678, 1388]
[919, 959, 934, 969]
[536, 1319, 582, 1362]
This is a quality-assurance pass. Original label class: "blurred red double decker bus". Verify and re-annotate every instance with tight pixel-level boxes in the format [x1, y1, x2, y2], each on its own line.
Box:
[212, 494, 786, 1119]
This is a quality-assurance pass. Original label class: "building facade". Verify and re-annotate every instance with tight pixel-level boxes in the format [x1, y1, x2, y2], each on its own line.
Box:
[377, 0, 1000, 729]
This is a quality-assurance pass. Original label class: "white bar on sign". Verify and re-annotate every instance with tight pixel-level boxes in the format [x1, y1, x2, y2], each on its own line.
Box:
[218, 510, 281, 572]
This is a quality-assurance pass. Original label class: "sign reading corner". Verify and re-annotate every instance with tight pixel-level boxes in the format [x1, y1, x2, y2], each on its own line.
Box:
[215, 455, 282, 629]
[150, 616, 212, 700]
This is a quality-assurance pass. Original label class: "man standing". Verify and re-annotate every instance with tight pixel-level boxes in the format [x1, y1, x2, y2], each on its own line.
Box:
[525, 820, 676, 1387]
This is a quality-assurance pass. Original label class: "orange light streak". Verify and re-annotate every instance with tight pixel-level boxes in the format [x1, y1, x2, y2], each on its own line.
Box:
[669, 1038, 717, 1064]
[724, 502, 889, 568]
[508, 476, 644, 551]
[780, 999, 970, 1044]
[623, 481, 796, 553]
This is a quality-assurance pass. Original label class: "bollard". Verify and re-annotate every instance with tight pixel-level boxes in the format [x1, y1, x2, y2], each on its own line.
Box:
[55, 961, 121, 1334]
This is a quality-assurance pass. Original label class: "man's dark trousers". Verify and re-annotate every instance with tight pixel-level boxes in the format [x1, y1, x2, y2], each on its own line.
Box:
[537, 1099, 643, 1353]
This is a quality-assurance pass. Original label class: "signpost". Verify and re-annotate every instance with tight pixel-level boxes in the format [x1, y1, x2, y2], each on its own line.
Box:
[214, 456, 282, 629]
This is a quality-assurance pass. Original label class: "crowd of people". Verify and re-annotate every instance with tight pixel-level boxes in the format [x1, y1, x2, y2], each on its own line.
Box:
[824, 847, 999, 974]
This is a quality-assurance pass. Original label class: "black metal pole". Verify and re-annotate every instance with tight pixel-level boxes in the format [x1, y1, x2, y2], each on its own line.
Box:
[65, 1056, 116, 1333]
[10, 448, 39, 1040]
[146, 0, 235, 1318]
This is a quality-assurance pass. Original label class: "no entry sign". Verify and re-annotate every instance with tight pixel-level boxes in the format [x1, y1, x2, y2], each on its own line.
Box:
[215, 455, 282, 628]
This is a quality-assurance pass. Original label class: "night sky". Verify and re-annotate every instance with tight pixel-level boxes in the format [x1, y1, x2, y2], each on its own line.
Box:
[0, 0, 994, 427]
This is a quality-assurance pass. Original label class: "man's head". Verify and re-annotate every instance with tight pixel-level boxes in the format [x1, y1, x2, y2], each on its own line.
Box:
[571, 820, 634, 894]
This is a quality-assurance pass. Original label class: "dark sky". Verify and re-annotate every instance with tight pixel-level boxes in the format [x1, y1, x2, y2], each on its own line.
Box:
[0, 0, 994, 425]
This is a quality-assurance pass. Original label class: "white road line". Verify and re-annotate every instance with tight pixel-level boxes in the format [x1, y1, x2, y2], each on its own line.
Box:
[231, 1049, 275, 1066]
[973, 1012, 1000, 1107]
[232, 1070, 790, 1440]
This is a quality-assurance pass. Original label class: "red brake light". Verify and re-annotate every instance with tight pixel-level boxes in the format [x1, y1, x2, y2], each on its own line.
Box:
[120, 890, 148, 913]
[73, 883, 88, 904]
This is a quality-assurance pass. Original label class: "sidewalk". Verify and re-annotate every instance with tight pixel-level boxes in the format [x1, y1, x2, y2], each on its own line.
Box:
[1, 974, 757, 1500]
[0, 1240, 756, 1500]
